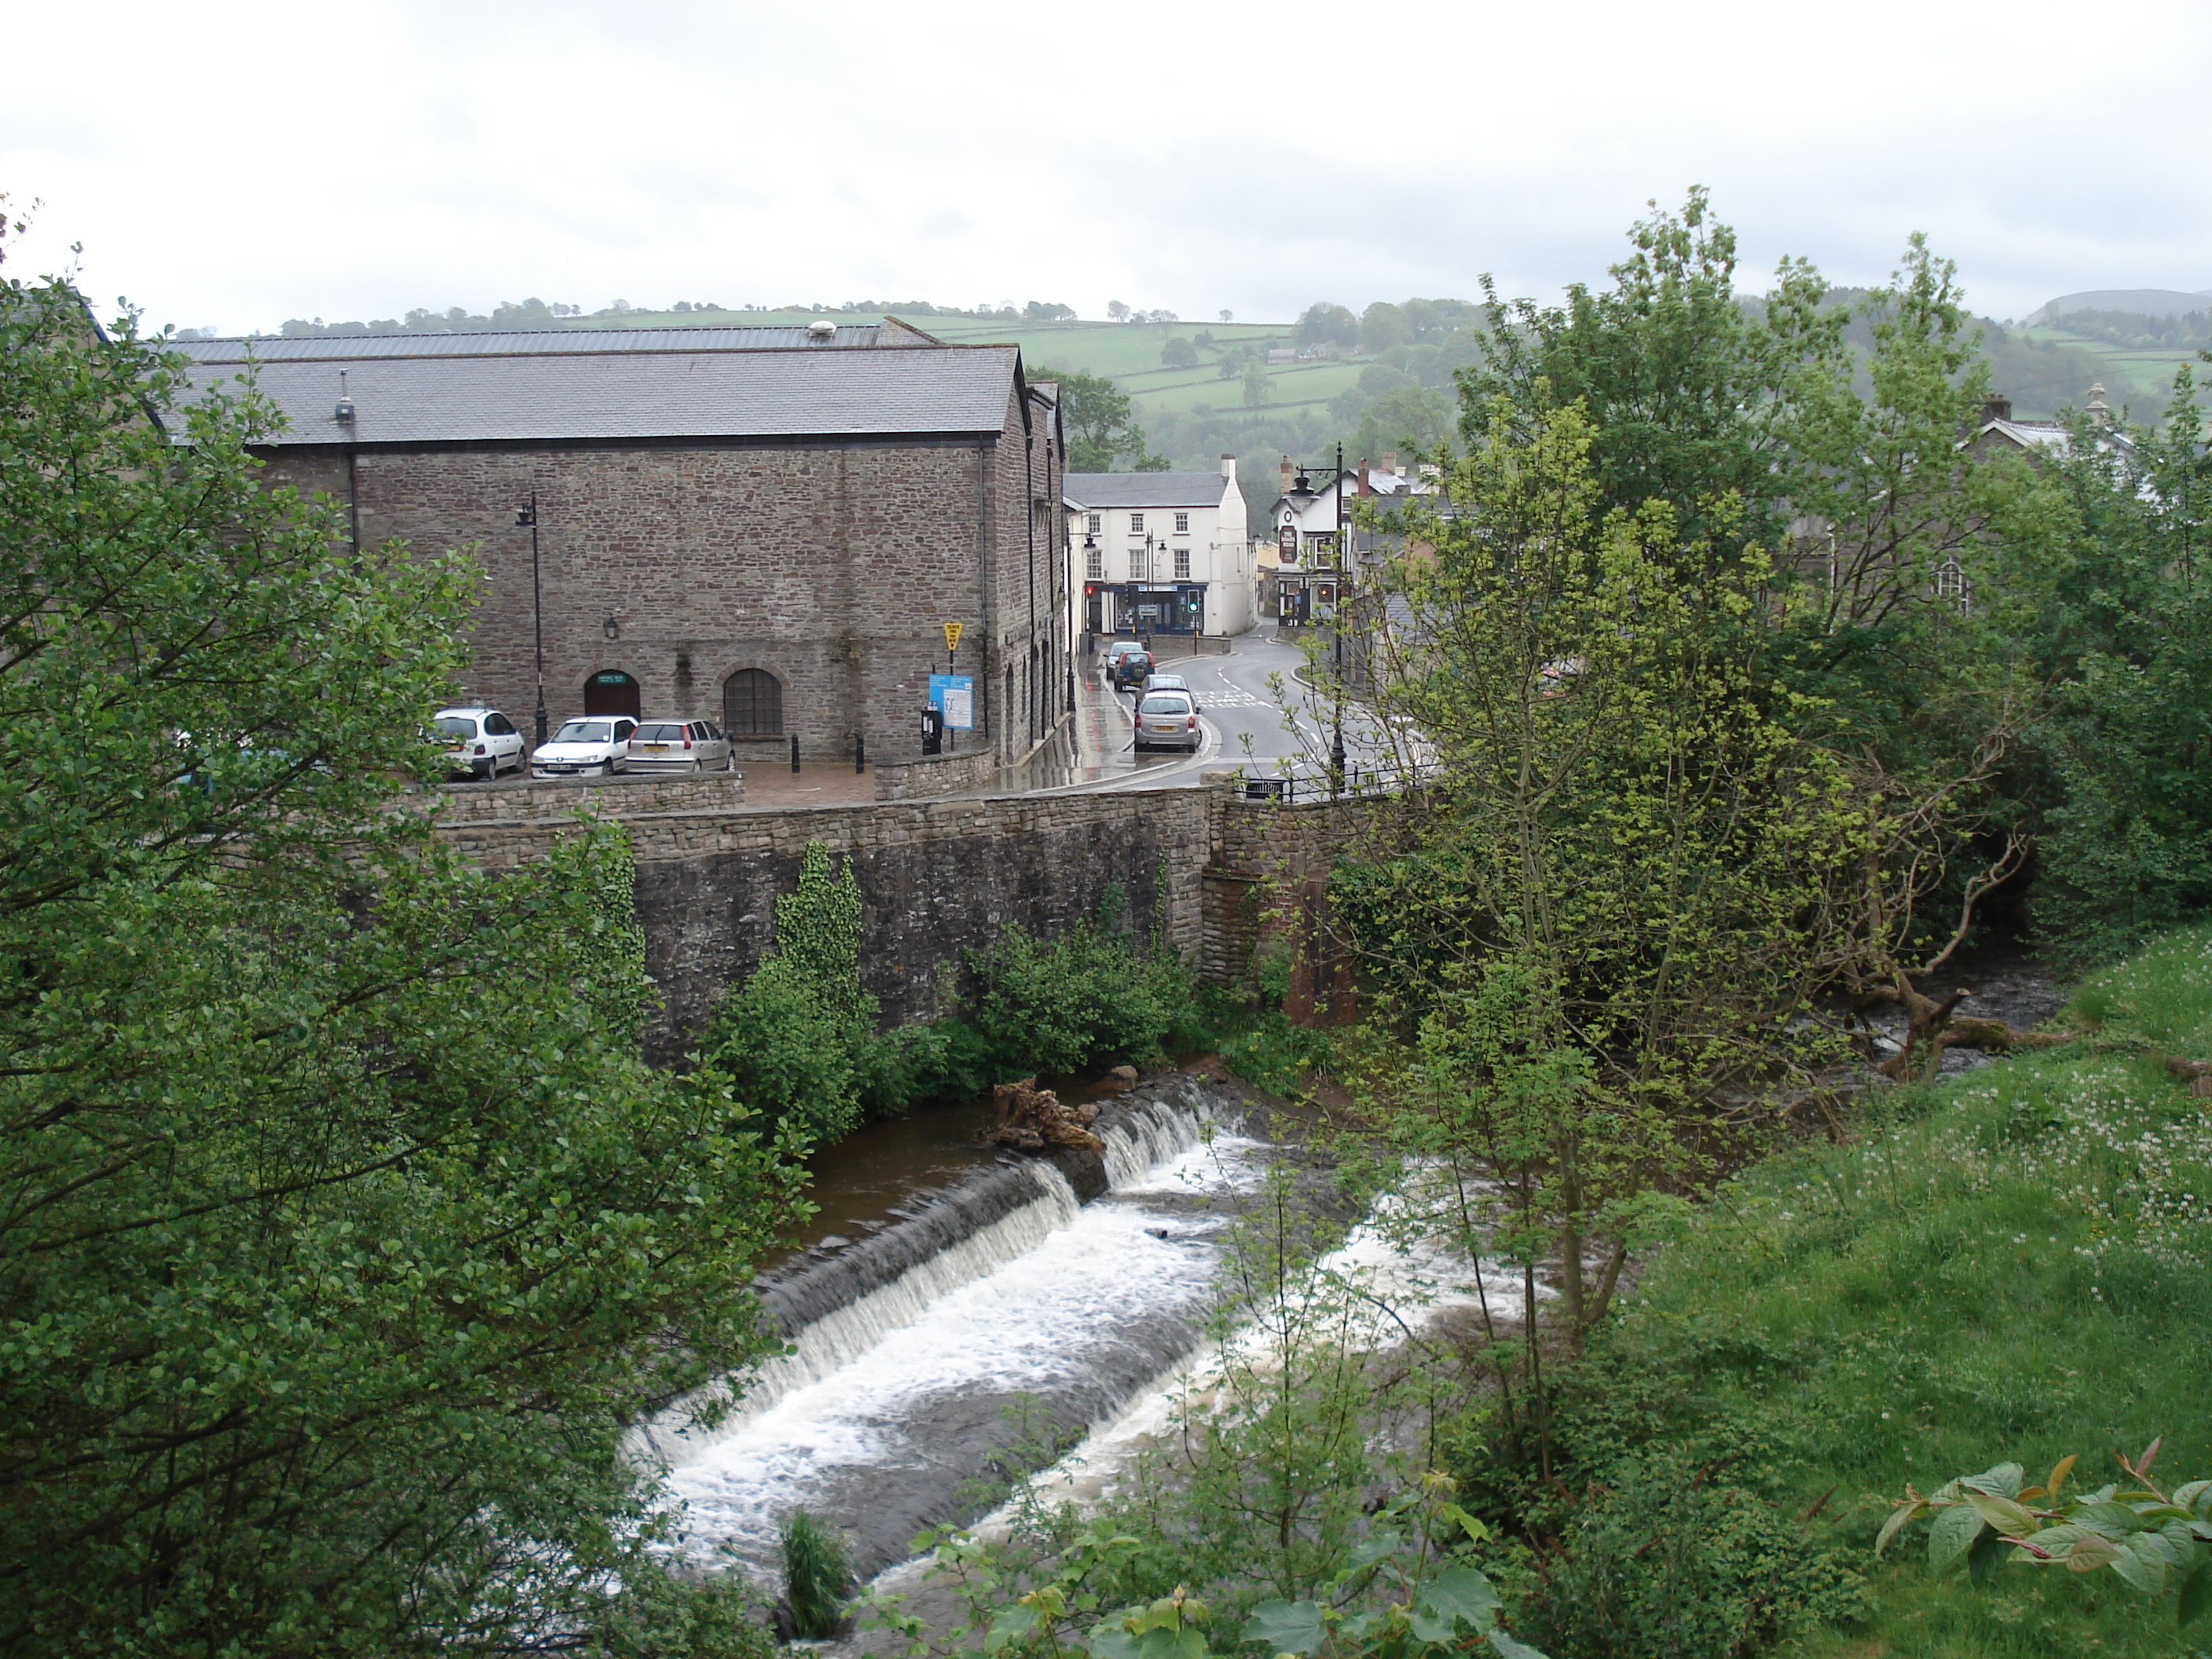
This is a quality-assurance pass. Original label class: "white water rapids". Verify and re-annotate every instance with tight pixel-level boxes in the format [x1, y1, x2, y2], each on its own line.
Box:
[636, 1086, 1522, 1584]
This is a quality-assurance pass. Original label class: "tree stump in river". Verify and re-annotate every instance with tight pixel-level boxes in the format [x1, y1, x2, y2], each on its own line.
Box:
[986, 1075, 1104, 1152]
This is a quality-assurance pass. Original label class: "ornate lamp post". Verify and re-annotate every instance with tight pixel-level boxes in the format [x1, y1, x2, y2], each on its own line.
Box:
[515, 494, 547, 748]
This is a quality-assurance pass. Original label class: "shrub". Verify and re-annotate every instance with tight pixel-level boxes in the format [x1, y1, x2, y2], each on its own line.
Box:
[1517, 1448, 1863, 1659]
[781, 1510, 855, 1639]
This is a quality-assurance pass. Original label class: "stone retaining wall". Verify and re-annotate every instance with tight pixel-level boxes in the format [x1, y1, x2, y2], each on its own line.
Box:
[430, 778, 1394, 1061]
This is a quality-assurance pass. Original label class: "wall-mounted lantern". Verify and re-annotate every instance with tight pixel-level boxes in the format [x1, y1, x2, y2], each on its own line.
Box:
[603, 616, 620, 640]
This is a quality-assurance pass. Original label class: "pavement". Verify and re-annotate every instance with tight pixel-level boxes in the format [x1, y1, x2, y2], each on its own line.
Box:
[437, 628, 1412, 811]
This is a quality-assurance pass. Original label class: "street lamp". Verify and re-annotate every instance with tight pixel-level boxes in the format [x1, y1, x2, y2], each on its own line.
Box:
[515, 495, 547, 748]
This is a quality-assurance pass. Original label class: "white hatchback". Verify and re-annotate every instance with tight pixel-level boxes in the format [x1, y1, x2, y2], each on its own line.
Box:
[625, 718, 736, 774]
[434, 706, 527, 778]
[530, 716, 639, 778]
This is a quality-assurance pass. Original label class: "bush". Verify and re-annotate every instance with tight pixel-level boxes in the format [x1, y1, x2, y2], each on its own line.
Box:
[1518, 1448, 1863, 1659]
[780, 1510, 855, 1639]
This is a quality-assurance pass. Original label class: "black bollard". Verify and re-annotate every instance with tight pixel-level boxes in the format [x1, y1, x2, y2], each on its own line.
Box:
[789, 733, 800, 774]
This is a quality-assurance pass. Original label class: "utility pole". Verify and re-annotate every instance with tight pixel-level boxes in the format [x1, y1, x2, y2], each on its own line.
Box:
[516, 493, 547, 749]
[1330, 440, 1346, 793]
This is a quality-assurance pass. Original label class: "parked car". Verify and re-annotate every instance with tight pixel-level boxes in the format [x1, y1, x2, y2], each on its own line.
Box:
[1141, 671, 1196, 704]
[433, 705, 527, 778]
[531, 716, 639, 778]
[626, 718, 736, 773]
[1133, 690, 1202, 753]
[1104, 639, 1154, 690]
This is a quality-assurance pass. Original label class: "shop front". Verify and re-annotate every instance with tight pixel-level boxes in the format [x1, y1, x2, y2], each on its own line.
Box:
[1113, 581, 1209, 634]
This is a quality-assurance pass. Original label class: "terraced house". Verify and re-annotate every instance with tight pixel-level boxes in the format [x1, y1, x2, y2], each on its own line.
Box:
[172, 320, 1068, 764]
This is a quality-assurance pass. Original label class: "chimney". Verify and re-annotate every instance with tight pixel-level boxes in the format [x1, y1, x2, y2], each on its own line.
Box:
[1221, 452, 1236, 480]
[1357, 459, 1371, 496]
[1979, 394, 2012, 426]
[1280, 456, 1294, 498]
[2086, 383, 2111, 427]
[1382, 449, 1399, 478]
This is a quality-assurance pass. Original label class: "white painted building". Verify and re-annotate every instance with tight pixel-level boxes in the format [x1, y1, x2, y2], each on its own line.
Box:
[1064, 458, 1254, 639]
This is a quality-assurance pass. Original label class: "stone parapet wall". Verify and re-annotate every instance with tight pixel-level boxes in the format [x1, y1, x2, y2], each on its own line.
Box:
[872, 747, 1002, 800]
[404, 773, 748, 826]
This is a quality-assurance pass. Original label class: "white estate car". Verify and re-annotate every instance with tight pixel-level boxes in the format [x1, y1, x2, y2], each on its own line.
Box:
[530, 716, 639, 778]
[434, 706, 527, 778]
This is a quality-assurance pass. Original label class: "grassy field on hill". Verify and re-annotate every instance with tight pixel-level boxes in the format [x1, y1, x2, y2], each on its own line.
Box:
[2012, 323, 2201, 421]
[1529, 925, 2212, 1657]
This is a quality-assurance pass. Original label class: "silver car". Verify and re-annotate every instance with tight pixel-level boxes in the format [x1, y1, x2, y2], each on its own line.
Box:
[1133, 690, 1202, 753]
[625, 718, 736, 774]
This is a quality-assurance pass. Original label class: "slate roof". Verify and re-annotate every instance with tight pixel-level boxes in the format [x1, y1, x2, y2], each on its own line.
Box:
[170, 324, 893, 361]
[1063, 471, 1229, 510]
[174, 341, 1021, 445]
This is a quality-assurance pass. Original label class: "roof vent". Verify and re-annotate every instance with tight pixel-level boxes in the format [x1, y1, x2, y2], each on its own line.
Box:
[807, 318, 837, 341]
[334, 369, 354, 426]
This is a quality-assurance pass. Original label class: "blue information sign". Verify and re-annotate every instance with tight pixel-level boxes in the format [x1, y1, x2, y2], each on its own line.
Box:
[928, 673, 975, 731]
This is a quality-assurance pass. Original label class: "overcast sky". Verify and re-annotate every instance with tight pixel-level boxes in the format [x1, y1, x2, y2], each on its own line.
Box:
[7, 0, 2209, 335]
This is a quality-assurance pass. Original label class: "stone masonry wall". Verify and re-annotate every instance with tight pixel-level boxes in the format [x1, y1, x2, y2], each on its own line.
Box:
[434, 789, 1209, 1064]
[427, 779, 1395, 1064]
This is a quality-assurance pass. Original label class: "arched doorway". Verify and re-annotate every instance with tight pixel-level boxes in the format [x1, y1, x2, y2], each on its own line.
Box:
[582, 669, 641, 720]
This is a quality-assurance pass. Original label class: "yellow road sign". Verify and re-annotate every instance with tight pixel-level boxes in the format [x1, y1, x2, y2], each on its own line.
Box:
[943, 621, 963, 654]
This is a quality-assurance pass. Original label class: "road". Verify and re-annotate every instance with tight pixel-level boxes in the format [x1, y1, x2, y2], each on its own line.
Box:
[1000, 627, 1406, 795]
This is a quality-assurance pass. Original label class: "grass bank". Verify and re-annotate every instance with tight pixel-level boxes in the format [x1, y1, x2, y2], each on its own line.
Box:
[1493, 925, 2212, 1657]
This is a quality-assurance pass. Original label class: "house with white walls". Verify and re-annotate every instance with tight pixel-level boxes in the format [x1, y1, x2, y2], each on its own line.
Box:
[1064, 457, 1254, 638]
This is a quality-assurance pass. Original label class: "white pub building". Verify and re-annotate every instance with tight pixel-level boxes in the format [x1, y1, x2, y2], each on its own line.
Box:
[1065, 458, 1254, 641]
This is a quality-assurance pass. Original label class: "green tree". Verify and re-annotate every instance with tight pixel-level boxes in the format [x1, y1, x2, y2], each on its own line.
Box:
[0, 240, 798, 1653]
[1243, 356, 1273, 408]
[1338, 395, 1866, 1355]
[1297, 302, 1359, 352]
[1463, 187, 1840, 554]
[1162, 335, 1199, 369]
[1031, 364, 1162, 471]
[1359, 302, 1411, 353]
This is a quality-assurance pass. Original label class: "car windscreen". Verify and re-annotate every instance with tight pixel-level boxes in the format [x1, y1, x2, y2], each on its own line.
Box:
[552, 721, 613, 743]
[433, 716, 476, 738]
[1138, 694, 1192, 715]
[633, 723, 685, 741]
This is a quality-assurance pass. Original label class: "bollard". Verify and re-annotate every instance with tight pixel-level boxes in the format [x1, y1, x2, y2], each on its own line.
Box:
[789, 734, 800, 773]
[854, 732, 866, 774]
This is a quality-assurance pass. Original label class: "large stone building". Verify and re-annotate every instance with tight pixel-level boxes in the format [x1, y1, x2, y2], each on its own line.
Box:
[173, 320, 1067, 764]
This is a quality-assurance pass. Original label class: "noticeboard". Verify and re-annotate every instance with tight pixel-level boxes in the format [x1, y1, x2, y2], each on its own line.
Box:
[928, 673, 975, 731]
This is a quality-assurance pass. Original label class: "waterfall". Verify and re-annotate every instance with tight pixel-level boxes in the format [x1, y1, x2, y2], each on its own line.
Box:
[628, 1162, 1082, 1470]
[653, 1083, 1261, 1579]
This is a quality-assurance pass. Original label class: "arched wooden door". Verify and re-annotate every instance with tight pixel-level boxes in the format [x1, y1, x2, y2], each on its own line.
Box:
[582, 669, 641, 720]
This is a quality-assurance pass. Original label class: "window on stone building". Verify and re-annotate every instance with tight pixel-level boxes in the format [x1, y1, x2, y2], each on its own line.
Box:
[1174, 511, 1190, 533]
[1086, 544, 1104, 579]
[723, 668, 783, 736]
[1935, 558, 1970, 613]
[1130, 512, 1145, 534]
[1174, 548, 1191, 579]
[1129, 548, 1146, 580]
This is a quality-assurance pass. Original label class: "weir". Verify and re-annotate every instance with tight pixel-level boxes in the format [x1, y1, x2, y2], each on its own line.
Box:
[638, 1078, 1261, 1580]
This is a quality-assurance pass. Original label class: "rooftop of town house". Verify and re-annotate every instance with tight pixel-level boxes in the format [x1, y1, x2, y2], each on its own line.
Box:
[1063, 471, 1233, 510]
